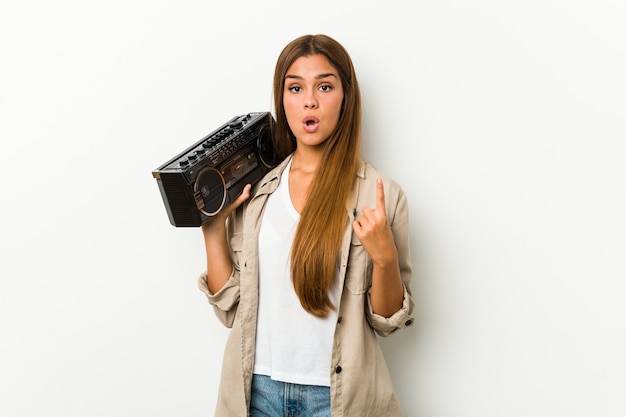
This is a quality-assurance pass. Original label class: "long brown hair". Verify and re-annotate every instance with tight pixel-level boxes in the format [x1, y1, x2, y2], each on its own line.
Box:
[272, 34, 362, 317]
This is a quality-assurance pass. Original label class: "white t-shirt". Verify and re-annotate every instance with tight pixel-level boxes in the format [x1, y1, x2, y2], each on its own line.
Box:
[253, 160, 340, 387]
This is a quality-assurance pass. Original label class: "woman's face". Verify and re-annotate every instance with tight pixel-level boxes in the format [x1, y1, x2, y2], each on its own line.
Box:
[283, 54, 344, 150]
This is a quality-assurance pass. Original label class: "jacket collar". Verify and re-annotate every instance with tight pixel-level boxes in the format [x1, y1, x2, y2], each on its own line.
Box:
[253, 153, 365, 220]
[253, 154, 293, 198]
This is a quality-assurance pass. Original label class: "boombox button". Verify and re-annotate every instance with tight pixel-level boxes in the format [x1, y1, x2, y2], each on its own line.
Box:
[229, 120, 244, 129]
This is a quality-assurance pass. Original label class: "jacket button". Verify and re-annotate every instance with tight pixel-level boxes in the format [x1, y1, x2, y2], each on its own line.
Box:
[337, 316, 343, 324]
[405, 319, 413, 326]
[335, 365, 342, 374]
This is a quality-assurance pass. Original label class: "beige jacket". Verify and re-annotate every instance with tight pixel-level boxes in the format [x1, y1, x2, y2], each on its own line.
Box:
[198, 155, 414, 416]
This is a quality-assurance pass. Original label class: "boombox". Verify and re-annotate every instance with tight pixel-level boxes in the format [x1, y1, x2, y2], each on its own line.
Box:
[152, 112, 279, 227]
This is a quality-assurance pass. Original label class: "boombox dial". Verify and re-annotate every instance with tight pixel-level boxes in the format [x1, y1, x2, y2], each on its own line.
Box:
[194, 167, 226, 216]
[257, 123, 280, 168]
[152, 112, 279, 227]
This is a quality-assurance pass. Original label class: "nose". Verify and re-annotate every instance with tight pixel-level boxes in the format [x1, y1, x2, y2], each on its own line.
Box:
[304, 92, 317, 109]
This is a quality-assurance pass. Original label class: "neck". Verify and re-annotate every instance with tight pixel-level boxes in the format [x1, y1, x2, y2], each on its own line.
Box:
[291, 147, 322, 174]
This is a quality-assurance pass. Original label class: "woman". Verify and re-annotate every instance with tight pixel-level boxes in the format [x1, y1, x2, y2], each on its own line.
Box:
[198, 34, 414, 417]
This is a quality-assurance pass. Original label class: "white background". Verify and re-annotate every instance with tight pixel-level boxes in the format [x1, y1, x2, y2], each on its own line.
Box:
[1, 1, 625, 416]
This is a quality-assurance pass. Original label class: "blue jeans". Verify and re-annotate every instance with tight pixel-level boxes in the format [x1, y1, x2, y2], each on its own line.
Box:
[249, 374, 331, 417]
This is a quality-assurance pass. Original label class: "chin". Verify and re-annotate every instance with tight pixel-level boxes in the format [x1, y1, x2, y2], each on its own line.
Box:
[297, 136, 329, 149]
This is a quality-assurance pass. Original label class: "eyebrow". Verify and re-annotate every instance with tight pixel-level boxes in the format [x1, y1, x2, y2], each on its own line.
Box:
[284, 73, 338, 81]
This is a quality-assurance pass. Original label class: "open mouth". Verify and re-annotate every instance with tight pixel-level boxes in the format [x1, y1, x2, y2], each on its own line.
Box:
[302, 116, 319, 133]
[302, 116, 320, 132]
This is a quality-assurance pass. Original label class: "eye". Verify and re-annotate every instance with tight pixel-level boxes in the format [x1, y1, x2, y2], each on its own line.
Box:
[287, 85, 301, 93]
[319, 84, 333, 92]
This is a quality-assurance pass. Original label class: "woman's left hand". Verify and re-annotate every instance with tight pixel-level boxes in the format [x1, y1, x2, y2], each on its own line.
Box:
[352, 178, 398, 267]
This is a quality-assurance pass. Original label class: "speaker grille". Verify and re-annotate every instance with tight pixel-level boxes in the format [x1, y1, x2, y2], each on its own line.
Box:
[159, 175, 197, 226]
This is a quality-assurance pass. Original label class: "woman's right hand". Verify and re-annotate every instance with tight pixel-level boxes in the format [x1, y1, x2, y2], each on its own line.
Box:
[201, 183, 252, 234]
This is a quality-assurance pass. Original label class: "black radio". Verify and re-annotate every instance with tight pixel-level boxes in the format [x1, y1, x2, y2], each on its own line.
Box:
[152, 112, 279, 227]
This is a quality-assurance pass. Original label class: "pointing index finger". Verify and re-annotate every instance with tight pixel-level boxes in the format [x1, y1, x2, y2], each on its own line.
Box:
[376, 177, 386, 212]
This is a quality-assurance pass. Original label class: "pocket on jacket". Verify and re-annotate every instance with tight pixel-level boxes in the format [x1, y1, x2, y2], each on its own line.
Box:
[229, 232, 244, 269]
[229, 232, 243, 251]
[345, 233, 371, 295]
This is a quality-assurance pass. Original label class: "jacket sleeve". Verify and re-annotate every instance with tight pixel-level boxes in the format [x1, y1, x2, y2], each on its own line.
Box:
[366, 182, 415, 337]
[197, 207, 244, 328]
